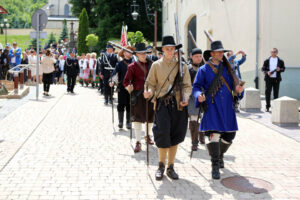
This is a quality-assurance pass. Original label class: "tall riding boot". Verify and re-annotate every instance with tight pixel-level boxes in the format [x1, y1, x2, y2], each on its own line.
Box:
[219, 141, 231, 168]
[199, 132, 205, 144]
[126, 111, 131, 129]
[206, 142, 220, 179]
[189, 121, 199, 151]
[118, 111, 124, 128]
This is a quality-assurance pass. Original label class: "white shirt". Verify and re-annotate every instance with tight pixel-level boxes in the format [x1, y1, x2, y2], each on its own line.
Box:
[11, 48, 18, 63]
[41, 56, 56, 74]
[59, 59, 65, 71]
[269, 57, 278, 78]
[89, 59, 96, 70]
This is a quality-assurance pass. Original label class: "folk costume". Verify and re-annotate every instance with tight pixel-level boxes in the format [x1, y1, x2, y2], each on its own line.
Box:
[112, 46, 135, 129]
[79, 57, 85, 86]
[187, 48, 205, 151]
[40, 53, 56, 96]
[64, 54, 79, 93]
[83, 55, 91, 86]
[89, 55, 97, 88]
[193, 41, 244, 179]
[100, 44, 118, 104]
[123, 43, 155, 153]
[146, 36, 192, 180]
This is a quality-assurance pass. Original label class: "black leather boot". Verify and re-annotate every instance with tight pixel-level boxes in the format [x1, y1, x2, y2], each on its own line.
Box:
[126, 111, 131, 129]
[206, 142, 220, 180]
[167, 164, 179, 180]
[155, 162, 165, 181]
[219, 141, 231, 168]
[118, 111, 124, 128]
[189, 121, 199, 151]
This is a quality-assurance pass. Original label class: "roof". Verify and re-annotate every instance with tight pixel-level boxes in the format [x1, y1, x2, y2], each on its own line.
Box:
[0, 6, 8, 14]
[48, 16, 78, 21]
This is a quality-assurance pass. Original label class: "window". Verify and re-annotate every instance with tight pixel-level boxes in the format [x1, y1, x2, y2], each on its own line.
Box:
[64, 4, 69, 17]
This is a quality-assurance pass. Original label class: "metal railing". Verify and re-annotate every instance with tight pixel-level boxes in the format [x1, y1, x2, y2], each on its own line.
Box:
[4, 64, 34, 94]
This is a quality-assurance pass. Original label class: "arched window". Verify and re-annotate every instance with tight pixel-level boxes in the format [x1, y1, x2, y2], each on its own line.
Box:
[187, 16, 196, 56]
[64, 4, 69, 16]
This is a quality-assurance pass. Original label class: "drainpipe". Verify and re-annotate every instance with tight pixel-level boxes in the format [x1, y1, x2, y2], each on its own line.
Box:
[255, 0, 259, 89]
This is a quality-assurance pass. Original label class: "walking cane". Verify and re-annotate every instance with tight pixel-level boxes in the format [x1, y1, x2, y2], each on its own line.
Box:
[129, 80, 132, 140]
[145, 83, 149, 166]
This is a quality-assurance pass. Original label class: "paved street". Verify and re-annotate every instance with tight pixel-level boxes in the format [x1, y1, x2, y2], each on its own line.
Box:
[0, 85, 300, 200]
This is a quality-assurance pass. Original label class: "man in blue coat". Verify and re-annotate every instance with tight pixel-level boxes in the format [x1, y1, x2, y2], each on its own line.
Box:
[8, 42, 21, 68]
[193, 41, 244, 179]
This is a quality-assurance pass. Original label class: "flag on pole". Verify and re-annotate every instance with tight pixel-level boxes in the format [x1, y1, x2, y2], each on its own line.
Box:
[121, 24, 127, 47]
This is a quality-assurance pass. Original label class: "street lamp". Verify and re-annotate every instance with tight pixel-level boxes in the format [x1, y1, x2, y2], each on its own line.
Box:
[131, 0, 139, 20]
[1, 19, 9, 45]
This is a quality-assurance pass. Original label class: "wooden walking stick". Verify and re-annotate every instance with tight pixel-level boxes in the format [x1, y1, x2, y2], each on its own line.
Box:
[129, 80, 133, 140]
[145, 82, 149, 166]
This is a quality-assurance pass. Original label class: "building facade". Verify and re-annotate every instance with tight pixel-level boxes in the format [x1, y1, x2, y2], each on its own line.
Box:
[42, 0, 79, 31]
[163, 0, 300, 99]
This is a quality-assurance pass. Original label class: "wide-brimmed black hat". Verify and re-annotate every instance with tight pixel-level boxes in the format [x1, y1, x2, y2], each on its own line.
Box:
[203, 40, 230, 61]
[134, 43, 152, 54]
[157, 36, 182, 52]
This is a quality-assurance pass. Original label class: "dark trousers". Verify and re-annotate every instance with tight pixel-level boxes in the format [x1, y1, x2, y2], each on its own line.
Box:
[265, 78, 280, 109]
[104, 78, 112, 101]
[153, 97, 188, 148]
[43, 83, 50, 92]
[205, 131, 236, 143]
[117, 90, 130, 113]
[67, 75, 77, 92]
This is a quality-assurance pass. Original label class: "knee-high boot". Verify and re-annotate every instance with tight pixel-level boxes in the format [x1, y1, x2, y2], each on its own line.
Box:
[206, 142, 220, 179]
[118, 111, 124, 128]
[219, 140, 231, 168]
[126, 111, 131, 129]
[189, 121, 199, 151]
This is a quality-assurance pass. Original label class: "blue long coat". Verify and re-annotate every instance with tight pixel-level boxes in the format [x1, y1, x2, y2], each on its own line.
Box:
[192, 62, 243, 132]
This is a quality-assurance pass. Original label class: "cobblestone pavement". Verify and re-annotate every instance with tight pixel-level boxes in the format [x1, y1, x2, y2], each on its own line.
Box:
[0, 85, 299, 200]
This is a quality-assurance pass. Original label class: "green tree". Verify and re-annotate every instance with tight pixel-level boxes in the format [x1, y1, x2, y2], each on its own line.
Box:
[86, 34, 99, 52]
[77, 8, 89, 55]
[28, 38, 42, 51]
[69, 0, 162, 50]
[0, 0, 48, 28]
[59, 20, 69, 42]
[47, 32, 56, 46]
[127, 31, 145, 46]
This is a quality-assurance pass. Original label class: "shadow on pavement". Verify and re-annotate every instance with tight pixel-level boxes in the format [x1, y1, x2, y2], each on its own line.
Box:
[152, 176, 212, 200]
[209, 168, 273, 200]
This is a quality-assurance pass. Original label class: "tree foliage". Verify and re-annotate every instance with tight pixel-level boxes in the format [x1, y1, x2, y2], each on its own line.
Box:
[86, 34, 98, 49]
[59, 20, 69, 42]
[0, 0, 48, 28]
[77, 8, 89, 55]
[47, 32, 57, 46]
[127, 31, 145, 46]
[70, 0, 162, 50]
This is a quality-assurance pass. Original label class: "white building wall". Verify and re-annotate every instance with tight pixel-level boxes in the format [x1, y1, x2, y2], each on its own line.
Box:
[163, 0, 300, 98]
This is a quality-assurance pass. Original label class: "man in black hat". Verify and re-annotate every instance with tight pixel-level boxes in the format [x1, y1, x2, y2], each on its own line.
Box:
[188, 48, 205, 151]
[146, 45, 159, 62]
[144, 36, 192, 181]
[193, 40, 244, 179]
[124, 43, 155, 153]
[64, 51, 79, 93]
[262, 48, 285, 112]
[100, 44, 118, 104]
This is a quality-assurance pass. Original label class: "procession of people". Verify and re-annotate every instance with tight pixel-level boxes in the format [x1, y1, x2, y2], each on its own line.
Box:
[4, 28, 290, 182]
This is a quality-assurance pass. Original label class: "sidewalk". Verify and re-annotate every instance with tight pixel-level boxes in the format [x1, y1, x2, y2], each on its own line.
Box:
[238, 99, 300, 142]
[0, 85, 299, 200]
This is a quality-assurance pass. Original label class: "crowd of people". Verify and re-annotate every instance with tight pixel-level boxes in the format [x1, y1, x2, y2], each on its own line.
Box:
[0, 36, 285, 181]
